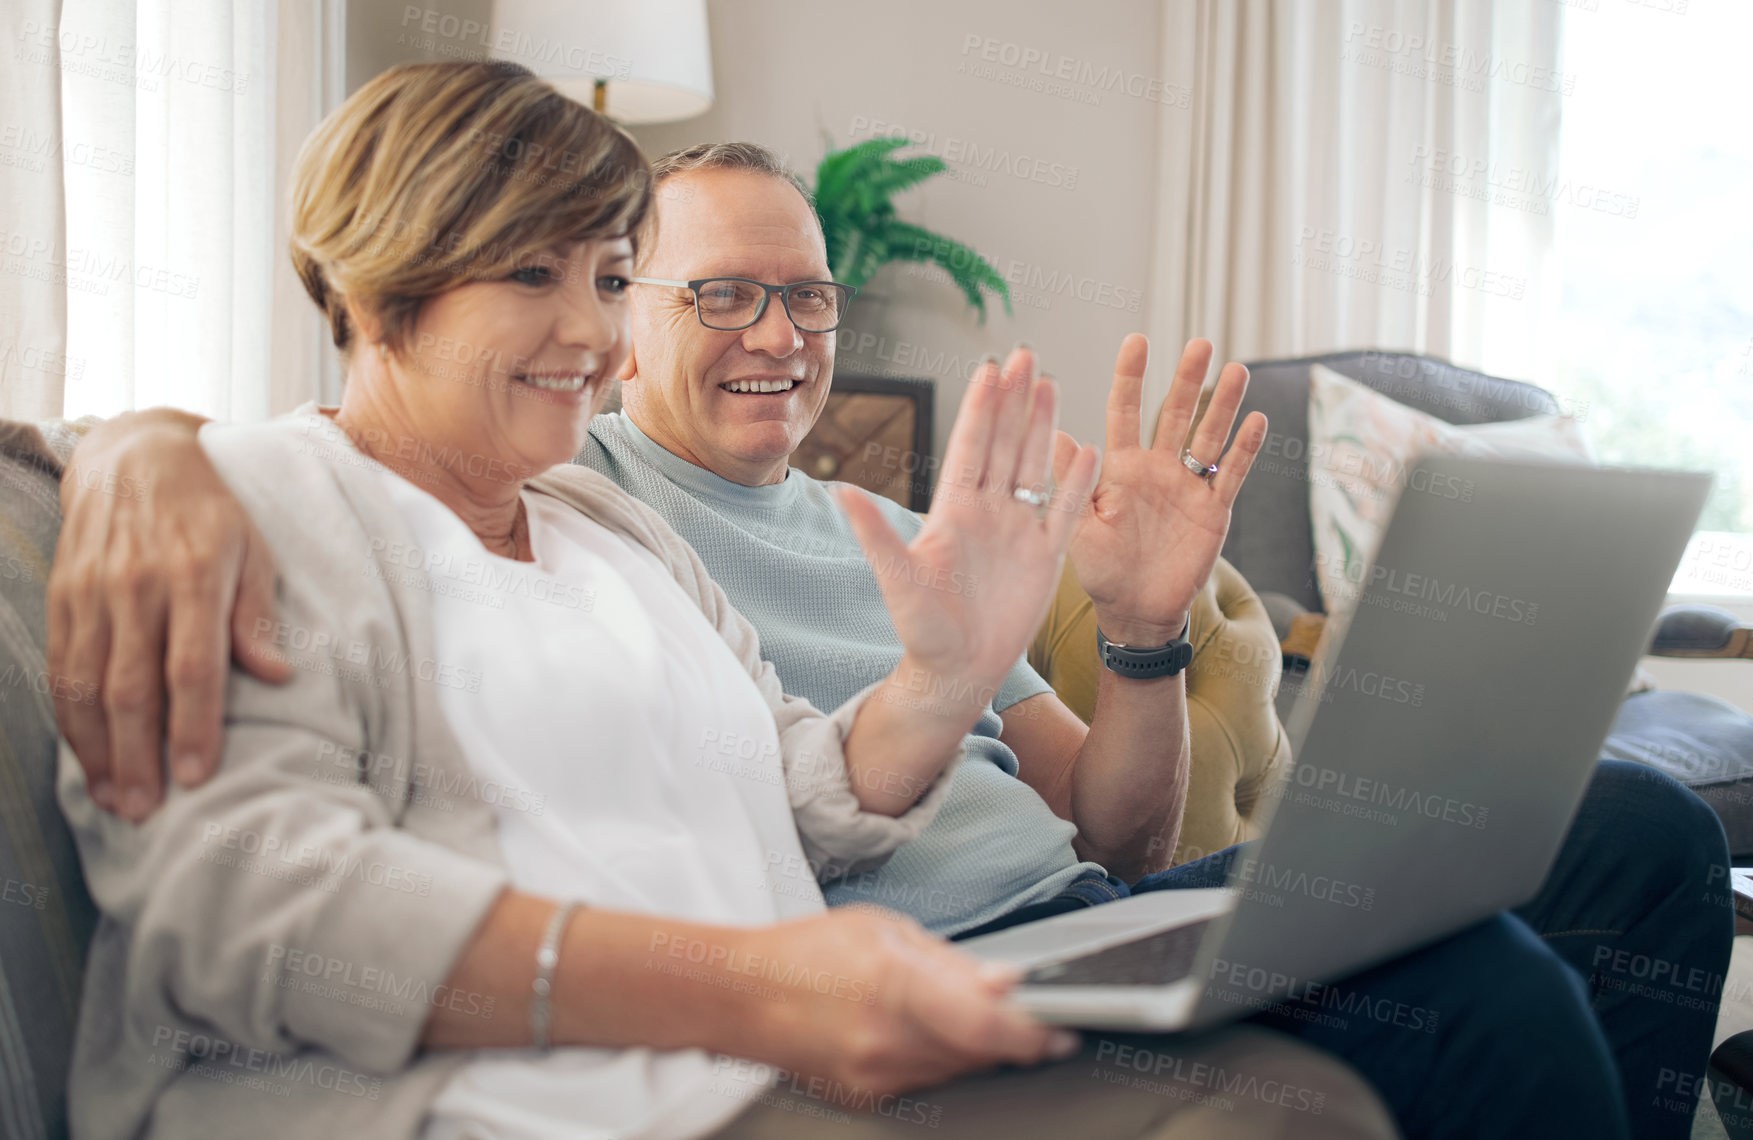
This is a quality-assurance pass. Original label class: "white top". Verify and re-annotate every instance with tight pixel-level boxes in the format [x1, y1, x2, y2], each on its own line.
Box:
[365, 473, 819, 1140]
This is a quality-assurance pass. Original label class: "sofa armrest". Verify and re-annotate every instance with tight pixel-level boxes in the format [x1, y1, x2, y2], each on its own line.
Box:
[1028, 558, 1292, 866]
[1651, 605, 1753, 660]
[1280, 613, 1327, 668]
[1258, 601, 1753, 667]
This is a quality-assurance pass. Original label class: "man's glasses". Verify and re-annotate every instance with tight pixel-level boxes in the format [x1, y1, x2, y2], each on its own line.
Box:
[629, 276, 857, 333]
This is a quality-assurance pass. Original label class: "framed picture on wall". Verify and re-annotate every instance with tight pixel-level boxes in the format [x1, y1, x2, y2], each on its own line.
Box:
[792, 374, 935, 512]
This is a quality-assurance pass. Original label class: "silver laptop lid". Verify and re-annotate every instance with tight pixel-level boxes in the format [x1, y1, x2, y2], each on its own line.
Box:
[1187, 455, 1711, 1030]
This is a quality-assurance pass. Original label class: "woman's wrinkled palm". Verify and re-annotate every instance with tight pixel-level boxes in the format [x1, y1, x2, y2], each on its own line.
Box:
[838, 349, 1101, 694]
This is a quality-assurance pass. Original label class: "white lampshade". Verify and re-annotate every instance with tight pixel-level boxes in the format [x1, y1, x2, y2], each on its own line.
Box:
[489, 0, 714, 124]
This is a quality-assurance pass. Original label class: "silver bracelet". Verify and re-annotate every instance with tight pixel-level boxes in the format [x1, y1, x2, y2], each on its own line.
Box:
[531, 900, 579, 1050]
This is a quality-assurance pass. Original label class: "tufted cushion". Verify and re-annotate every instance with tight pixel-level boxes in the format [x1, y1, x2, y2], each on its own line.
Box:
[1028, 557, 1291, 867]
[0, 420, 98, 1140]
[1224, 351, 1561, 613]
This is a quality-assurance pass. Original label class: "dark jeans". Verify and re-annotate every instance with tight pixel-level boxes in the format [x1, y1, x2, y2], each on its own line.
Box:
[955, 760, 1733, 1140]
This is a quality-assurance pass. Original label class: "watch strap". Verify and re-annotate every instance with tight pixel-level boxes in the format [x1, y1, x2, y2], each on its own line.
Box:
[1096, 620, 1193, 679]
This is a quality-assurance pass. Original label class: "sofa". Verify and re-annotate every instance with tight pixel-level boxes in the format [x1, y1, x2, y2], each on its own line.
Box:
[0, 419, 100, 1140]
[1030, 558, 1291, 867]
[1224, 350, 1753, 856]
[1031, 350, 1753, 868]
[0, 417, 1399, 1139]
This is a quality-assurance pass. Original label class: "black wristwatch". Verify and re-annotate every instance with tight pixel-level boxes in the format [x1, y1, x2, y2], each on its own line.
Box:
[1096, 619, 1193, 679]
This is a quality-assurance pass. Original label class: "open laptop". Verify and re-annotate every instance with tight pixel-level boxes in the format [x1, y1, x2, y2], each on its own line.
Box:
[963, 454, 1711, 1032]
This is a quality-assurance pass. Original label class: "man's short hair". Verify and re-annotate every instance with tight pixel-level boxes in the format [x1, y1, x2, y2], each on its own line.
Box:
[649, 141, 813, 204]
[638, 142, 822, 269]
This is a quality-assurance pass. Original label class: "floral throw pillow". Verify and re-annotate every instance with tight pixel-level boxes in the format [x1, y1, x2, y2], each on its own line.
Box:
[1306, 362, 1595, 619]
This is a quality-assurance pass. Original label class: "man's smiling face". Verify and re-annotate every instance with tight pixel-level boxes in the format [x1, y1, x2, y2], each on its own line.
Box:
[619, 166, 838, 487]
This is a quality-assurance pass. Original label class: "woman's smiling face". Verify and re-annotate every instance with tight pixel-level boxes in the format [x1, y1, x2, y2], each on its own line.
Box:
[385, 237, 635, 480]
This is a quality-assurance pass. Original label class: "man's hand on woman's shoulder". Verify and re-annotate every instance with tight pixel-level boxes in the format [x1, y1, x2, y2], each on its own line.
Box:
[48, 407, 286, 821]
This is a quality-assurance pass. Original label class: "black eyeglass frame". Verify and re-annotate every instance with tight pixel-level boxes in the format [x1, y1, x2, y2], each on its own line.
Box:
[629, 276, 859, 333]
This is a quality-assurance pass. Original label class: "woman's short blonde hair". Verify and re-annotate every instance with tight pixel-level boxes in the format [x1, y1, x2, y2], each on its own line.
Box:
[290, 61, 651, 354]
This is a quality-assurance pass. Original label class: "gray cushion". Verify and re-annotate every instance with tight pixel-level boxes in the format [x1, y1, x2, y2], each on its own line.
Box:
[1224, 351, 1560, 613]
[1604, 690, 1753, 858]
[1653, 604, 1746, 654]
[0, 424, 95, 1140]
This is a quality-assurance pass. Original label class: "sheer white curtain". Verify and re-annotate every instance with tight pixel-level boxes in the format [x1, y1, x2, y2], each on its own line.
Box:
[57, 0, 275, 421]
[0, 0, 336, 423]
[0, 0, 71, 422]
[1147, 0, 1565, 419]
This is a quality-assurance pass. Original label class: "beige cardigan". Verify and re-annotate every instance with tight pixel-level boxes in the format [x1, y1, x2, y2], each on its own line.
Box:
[57, 411, 955, 1140]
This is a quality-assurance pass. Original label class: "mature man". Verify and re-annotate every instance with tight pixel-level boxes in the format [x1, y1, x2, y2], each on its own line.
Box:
[51, 141, 1729, 1139]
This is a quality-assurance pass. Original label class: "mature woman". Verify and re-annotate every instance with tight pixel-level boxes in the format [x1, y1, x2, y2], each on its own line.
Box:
[55, 62, 1387, 1140]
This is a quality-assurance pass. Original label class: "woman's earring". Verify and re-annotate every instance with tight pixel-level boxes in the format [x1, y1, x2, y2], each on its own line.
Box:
[378, 343, 388, 361]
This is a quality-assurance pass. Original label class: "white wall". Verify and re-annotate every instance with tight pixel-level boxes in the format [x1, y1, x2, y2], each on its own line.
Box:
[629, 0, 1170, 459]
[345, 0, 1176, 460]
[347, 0, 494, 92]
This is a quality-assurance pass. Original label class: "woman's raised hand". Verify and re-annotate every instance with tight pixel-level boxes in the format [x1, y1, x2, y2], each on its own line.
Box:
[837, 347, 1101, 699]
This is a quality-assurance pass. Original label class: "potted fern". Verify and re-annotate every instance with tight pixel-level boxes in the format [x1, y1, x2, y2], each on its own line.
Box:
[813, 137, 1011, 322]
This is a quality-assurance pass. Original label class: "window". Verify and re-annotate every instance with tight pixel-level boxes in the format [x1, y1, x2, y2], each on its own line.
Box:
[1549, 0, 1753, 596]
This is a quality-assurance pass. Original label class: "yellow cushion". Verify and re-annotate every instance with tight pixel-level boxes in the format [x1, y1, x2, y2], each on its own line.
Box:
[1027, 558, 1292, 866]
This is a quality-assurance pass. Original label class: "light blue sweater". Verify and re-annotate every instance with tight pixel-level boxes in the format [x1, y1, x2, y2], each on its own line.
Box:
[577, 413, 1099, 934]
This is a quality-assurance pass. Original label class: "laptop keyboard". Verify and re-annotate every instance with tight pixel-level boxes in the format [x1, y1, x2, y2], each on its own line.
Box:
[1023, 918, 1213, 986]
